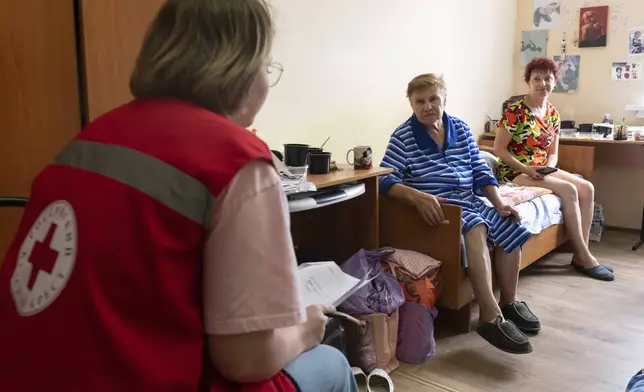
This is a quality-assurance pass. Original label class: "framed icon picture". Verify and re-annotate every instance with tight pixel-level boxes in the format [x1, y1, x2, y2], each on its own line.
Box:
[578, 6, 608, 48]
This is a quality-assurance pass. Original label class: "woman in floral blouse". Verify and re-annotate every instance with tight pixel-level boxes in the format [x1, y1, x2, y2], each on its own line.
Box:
[493, 57, 614, 281]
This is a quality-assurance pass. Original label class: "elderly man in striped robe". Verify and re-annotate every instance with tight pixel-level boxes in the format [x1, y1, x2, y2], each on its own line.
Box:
[379, 73, 539, 355]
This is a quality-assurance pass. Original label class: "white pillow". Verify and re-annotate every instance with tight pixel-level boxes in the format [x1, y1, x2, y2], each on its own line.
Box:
[479, 150, 498, 172]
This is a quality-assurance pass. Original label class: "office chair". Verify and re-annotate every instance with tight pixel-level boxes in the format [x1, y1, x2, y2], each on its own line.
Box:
[634, 204, 644, 251]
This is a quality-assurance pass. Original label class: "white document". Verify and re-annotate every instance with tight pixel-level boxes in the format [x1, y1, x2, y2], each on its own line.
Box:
[297, 262, 371, 307]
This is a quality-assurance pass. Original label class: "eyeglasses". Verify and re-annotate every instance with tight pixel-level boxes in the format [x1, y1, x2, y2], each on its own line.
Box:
[268, 62, 284, 87]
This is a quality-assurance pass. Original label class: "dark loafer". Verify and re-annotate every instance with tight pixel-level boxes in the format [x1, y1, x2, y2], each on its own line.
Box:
[476, 316, 533, 354]
[501, 301, 541, 333]
[572, 263, 614, 281]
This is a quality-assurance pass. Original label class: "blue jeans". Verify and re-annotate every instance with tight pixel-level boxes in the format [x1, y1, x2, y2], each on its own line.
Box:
[283, 345, 357, 392]
[627, 370, 644, 392]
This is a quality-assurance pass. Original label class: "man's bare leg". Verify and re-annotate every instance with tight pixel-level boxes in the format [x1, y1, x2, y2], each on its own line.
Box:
[465, 224, 501, 323]
[495, 246, 521, 307]
[465, 224, 533, 354]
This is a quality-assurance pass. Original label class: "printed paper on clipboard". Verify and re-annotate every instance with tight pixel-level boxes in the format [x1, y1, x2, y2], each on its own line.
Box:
[297, 262, 379, 307]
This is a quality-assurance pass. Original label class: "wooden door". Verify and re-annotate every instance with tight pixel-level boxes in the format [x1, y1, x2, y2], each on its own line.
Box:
[80, 0, 165, 121]
[0, 0, 82, 261]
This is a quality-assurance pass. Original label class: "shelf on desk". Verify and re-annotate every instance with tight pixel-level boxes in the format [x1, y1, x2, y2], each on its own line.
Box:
[288, 183, 365, 213]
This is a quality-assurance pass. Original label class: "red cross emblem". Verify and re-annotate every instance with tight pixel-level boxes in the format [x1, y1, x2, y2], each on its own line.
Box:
[11, 201, 77, 316]
[27, 222, 60, 290]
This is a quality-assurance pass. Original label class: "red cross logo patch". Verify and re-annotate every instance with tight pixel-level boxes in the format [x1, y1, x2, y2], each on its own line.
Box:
[11, 201, 77, 316]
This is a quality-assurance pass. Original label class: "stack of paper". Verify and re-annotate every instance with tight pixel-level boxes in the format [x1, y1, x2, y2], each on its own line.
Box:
[297, 262, 371, 307]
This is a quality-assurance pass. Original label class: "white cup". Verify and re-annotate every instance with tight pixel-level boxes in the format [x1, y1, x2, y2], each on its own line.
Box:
[346, 146, 373, 170]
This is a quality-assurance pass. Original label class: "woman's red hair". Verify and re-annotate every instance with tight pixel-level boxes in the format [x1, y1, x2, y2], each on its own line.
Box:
[524, 57, 558, 83]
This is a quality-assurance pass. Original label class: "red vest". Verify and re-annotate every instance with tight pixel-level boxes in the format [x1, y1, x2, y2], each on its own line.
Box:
[0, 99, 297, 392]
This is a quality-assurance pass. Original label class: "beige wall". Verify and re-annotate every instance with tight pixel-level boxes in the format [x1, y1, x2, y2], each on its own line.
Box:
[254, 0, 517, 164]
[513, 0, 644, 229]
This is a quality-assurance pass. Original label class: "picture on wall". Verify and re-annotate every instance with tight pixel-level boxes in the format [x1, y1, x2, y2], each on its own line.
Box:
[629, 28, 644, 55]
[612, 62, 641, 81]
[521, 30, 548, 65]
[532, 0, 561, 30]
[578, 6, 608, 48]
[553, 55, 580, 93]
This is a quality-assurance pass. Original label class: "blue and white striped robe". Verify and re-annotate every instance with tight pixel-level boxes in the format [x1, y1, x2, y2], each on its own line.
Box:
[379, 112, 531, 253]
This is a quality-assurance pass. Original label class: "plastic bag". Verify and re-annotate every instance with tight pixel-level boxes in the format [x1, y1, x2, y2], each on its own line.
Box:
[396, 303, 438, 364]
[338, 248, 405, 316]
[590, 204, 604, 243]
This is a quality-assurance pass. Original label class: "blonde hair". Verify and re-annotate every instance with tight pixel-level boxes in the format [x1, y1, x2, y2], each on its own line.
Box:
[130, 0, 274, 115]
[406, 73, 447, 98]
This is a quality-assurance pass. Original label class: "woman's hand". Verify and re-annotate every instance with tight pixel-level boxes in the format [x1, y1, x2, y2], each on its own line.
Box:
[300, 304, 334, 351]
[496, 204, 521, 221]
[521, 166, 546, 180]
[209, 305, 333, 383]
[413, 192, 448, 226]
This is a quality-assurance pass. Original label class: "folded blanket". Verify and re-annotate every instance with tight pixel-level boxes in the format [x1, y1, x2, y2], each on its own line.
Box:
[386, 249, 441, 280]
[498, 183, 552, 207]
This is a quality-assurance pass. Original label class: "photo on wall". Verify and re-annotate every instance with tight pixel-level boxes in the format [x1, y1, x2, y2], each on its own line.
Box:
[578, 6, 608, 48]
[629, 27, 644, 55]
[612, 62, 641, 81]
[532, 0, 561, 30]
[552, 55, 580, 93]
[521, 30, 548, 65]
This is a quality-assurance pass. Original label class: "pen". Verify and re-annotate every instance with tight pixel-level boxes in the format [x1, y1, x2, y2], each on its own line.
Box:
[325, 311, 364, 326]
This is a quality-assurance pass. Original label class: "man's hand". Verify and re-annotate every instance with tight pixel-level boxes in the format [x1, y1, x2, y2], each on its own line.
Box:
[413, 192, 448, 226]
[496, 204, 521, 221]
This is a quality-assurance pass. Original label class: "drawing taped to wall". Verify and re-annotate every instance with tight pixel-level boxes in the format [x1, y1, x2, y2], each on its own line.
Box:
[579, 6, 608, 48]
[553, 55, 580, 93]
[521, 30, 548, 65]
[612, 62, 641, 81]
[629, 28, 644, 55]
[533, 0, 561, 30]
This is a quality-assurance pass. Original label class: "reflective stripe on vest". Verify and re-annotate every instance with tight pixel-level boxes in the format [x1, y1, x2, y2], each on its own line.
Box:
[54, 140, 213, 228]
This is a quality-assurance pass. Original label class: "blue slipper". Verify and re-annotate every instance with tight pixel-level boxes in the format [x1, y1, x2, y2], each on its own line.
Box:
[572, 263, 614, 281]
[571, 261, 613, 273]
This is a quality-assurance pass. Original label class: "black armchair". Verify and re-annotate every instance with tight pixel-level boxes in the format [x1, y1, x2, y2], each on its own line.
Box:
[0, 197, 29, 208]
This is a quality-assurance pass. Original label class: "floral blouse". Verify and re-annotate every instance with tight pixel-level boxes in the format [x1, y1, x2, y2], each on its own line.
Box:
[496, 99, 560, 182]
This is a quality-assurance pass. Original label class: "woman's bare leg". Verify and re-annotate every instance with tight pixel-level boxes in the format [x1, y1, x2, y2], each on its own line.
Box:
[513, 174, 599, 268]
[550, 170, 595, 251]
[494, 246, 521, 307]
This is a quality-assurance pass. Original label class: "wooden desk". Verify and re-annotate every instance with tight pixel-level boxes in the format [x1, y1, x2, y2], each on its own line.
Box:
[290, 165, 393, 263]
[552, 138, 644, 146]
[480, 132, 644, 145]
[535, 137, 644, 250]
[479, 133, 644, 173]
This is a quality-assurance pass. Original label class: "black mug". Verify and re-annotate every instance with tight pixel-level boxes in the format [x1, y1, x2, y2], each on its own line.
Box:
[283, 144, 310, 167]
[309, 152, 332, 174]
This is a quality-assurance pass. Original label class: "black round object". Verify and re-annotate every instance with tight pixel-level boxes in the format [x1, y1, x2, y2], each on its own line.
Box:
[308, 152, 331, 174]
[283, 144, 310, 167]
